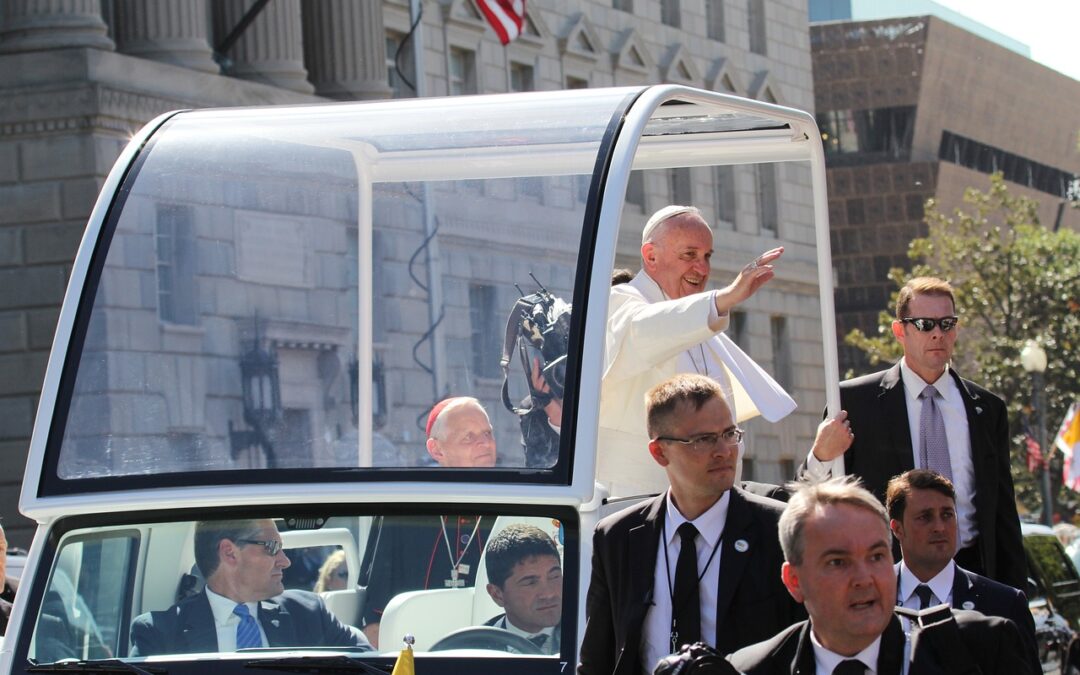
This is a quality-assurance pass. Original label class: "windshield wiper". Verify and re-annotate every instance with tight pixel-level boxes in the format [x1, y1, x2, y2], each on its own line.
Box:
[27, 659, 165, 675]
[244, 655, 391, 674]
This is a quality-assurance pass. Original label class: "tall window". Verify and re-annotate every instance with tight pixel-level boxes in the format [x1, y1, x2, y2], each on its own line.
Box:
[660, 0, 681, 27]
[669, 168, 692, 205]
[729, 310, 748, 349]
[756, 164, 778, 235]
[770, 315, 792, 390]
[707, 1, 726, 41]
[626, 170, 646, 212]
[510, 61, 535, 92]
[613, 0, 633, 12]
[742, 457, 755, 480]
[449, 47, 477, 95]
[748, 0, 767, 55]
[469, 284, 501, 378]
[386, 31, 416, 97]
[566, 75, 589, 89]
[155, 204, 198, 325]
[713, 165, 736, 227]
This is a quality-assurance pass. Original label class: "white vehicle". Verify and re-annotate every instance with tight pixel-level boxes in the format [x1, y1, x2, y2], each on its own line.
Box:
[0, 85, 838, 673]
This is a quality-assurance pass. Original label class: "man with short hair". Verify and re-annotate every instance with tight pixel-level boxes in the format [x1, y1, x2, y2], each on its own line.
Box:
[580, 374, 802, 675]
[599, 205, 799, 496]
[360, 397, 497, 646]
[806, 276, 1026, 590]
[729, 476, 1033, 674]
[130, 519, 369, 655]
[886, 469, 1039, 672]
[483, 524, 563, 654]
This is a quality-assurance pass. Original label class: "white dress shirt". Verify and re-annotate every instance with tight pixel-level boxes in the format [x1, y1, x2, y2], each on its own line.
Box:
[640, 490, 729, 675]
[205, 586, 268, 651]
[491, 614, 557, 654]
[897, 560, 955, 610]
[805, 359, 977, 548]
[810, 629, 885, 675]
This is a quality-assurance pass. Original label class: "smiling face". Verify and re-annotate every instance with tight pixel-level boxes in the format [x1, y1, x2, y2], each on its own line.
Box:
[782, 503, 895, 656]
[641, 214, 714, 299]
[426, 402, 497, 467]
[892, 293, 957, 383]
[487, 554, 563, 634]
[648, 396, 739, 507]
[891, 487, 958, 580]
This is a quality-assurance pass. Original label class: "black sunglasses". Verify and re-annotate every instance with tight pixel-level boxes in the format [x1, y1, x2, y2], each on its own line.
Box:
[899, 316, 959, 332]
[237, 539, 283, 556]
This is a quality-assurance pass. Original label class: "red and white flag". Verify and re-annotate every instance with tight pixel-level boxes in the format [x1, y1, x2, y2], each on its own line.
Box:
[477, 0, 526, 45]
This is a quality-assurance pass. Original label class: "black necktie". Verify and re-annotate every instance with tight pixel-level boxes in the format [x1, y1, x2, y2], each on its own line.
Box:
[672, 522, 701, 649]
[529, 634, 548, 651]
[914, 584, 934, 609]
[833, 659, 866, 674]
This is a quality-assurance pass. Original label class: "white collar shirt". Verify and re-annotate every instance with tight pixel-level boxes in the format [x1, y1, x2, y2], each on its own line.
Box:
[897, 560, 955, 610]
[205, 586, 268, 651]
[810, 630, 900, 675]
[492, 615, 557, 654]
[640, 489, 729, 675]
[898, 359, 977, 547]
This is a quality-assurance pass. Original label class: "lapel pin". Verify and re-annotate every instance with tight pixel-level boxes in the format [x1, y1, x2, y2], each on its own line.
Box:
[961, 601, 975, 610]
[975, 406, 983, 415]
[271, 619, 280, 628]
[734, 539, 749, 553]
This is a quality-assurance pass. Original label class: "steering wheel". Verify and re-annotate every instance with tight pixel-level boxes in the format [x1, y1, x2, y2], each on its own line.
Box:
[428, 626, 544, 654]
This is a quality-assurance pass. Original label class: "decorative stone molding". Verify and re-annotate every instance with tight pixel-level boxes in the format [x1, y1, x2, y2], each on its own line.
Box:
[748, 69, 783, 104]
[440, 0, 486, 33]
[112, 0, 218, 73]
[660, 44, 700, 85]
[610, 28, 654, 76]
[558, 13, 601, 64]
[212, 0, 314, 94]
[706, 57, 744, 95]
[301, 0, 393, 100]
[0, 0, 114, 53]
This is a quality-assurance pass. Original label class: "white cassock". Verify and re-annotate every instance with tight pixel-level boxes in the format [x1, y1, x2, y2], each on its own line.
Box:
[598, 270, 797, 496]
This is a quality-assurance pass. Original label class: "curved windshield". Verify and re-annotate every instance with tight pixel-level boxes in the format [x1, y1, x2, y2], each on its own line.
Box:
[51, 89, 635, 484]
[23, 508, 576, 670]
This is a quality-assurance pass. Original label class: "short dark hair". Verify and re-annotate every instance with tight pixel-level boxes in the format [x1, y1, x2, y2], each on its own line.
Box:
[885, 470, 956, 521]
[194, 519, 264, 578]
[611, 268, 635, 285]
[646, 373, 724, 439]
[484, 524, 560, 588]
[895, 277, 955, 319]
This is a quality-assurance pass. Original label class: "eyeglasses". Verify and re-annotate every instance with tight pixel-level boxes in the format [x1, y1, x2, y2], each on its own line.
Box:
[899, 316, 959, 332]
[655, 428, 744, 452]
[237, 539, 283, 556]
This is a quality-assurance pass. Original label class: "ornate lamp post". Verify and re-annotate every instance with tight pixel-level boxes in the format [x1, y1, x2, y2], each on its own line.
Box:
[1020, 339, 1052, 526]
[229, 332, 281, 468]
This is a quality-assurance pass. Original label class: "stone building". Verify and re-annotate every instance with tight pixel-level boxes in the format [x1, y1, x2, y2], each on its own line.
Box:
[0, 0, 820, 545]
[811, 14, 1080, 373]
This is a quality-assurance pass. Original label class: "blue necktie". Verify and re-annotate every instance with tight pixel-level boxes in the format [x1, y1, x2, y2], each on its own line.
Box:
[233, 603, 262, 649]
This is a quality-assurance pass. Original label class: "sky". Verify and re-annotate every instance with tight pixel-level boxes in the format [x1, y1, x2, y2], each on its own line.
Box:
[934, 0, 1080, 82]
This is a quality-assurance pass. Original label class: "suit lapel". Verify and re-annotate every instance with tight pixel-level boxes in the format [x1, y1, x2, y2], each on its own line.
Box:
[179, 592, 220, 653]
[791, 622, 816, 675]
[880, 364, 916, 473]
[713, 489, 753, 640]
[950, 566, 977, 610]
[259, 598, 297, 647]
[615, 494, 665, 674]
[877, 615, 905, 675]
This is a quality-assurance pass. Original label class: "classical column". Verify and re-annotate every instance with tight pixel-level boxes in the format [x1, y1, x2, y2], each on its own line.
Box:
[0, 0, 114, 53]
[301, 0, 392, 100]
[112, 0, 217, 73]
[212, 0, 313, 94]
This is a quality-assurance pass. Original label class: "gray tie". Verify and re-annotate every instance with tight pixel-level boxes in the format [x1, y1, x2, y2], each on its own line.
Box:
[919, 385, 952, 481]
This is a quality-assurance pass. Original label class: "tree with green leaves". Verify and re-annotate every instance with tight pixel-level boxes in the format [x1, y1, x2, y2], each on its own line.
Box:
[845, 173, 1080, 520]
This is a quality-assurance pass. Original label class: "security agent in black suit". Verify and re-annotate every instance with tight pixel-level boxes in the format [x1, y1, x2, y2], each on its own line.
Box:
[804, 277, 1026, 590]
[481, 523, 563, 655]
[130, 519, 369, 656]
[579, 374, 803, 675]
[886, 470, 1039, 674]
[729, 476, 1034, 675]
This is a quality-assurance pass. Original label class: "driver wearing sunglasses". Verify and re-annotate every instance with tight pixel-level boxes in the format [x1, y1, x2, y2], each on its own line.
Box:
[804, 276, 1026, 592]
[130, 518, 371, 656]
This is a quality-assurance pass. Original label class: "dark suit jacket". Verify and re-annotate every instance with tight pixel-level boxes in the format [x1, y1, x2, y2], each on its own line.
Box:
[834, 363, 1026, 589]
[578, 489, 804, 675]
[730, 611, 1035, 675]
[0, 580, 13, 636]
[129, 589, 370, 656]
[483, 613, 561, 654]
[948, 565, 1039, 674]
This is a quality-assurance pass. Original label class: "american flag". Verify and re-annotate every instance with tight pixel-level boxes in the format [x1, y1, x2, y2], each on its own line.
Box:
[477, 0, 526, 45]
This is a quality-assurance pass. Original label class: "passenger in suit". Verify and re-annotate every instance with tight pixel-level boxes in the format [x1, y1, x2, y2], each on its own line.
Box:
[0, 522, 15, 636]
[580, 374, 803, 675]
[129, 518, 369, 656]
[805, 276, 1026, 590]
[729, 476, 1034, 675]
[886, 469, 1039, 673]
[481, 523, 562, 655]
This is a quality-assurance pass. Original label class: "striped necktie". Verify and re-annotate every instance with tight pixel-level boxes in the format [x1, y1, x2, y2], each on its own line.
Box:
[233, 603, 262, 649]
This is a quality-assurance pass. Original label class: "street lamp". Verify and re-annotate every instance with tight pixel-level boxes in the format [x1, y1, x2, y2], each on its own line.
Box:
[229, 327, 281, 468]
[1020, 339, 1052, 526]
